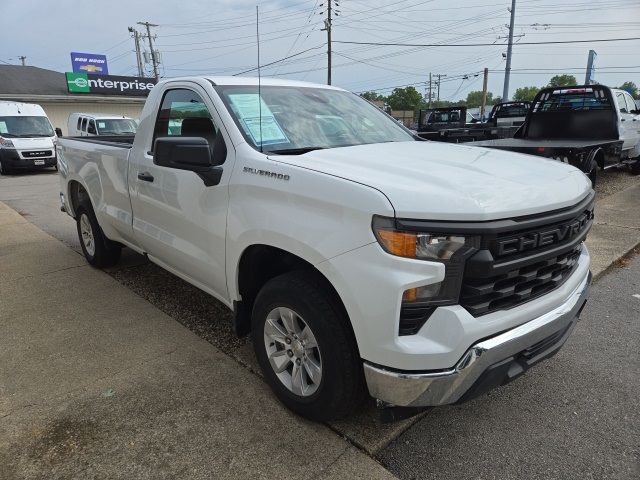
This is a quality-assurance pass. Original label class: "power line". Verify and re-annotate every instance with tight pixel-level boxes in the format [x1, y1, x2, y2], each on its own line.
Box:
[233, 44, 326, 76]
[333, 37, 640, 48]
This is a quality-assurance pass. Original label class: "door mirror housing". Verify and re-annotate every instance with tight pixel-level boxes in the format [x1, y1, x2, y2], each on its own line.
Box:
[153, 137, 223, 186]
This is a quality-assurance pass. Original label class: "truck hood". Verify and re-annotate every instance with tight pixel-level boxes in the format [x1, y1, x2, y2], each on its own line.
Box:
[269, 141, 592, 221]
[7, 137, 55, 151]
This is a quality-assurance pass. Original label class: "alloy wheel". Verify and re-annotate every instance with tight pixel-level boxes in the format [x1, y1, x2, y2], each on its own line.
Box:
[263, 306, 322, 397]
[79, 213, 95, 256]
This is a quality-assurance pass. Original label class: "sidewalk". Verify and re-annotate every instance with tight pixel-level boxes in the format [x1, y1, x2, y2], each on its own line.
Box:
[586, 183, 640, 279]
[0, 203, 394, 480]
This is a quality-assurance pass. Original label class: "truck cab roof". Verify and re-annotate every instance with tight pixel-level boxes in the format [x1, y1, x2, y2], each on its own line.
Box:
[161, 76, 346, 91]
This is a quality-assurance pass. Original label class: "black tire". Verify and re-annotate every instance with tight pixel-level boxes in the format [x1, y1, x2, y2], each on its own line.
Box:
[0, 160, 11, 176]
[631, 159, 640, 175]
[75, 203, 121, 268]
[586, 160, 597, 187]
[251, 271, 366, 421]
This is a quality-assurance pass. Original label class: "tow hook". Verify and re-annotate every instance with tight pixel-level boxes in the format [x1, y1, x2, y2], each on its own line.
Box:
[377, 400, 431, 423]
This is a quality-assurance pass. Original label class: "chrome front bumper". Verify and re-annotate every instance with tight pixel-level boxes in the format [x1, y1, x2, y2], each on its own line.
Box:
[363, 270, 591, 407]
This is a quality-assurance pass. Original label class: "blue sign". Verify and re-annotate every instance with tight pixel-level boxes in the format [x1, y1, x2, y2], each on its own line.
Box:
[585, 50, 597, 85]
[70, 52, 109, 74]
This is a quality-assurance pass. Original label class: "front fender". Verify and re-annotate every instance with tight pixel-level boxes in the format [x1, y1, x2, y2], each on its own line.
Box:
[225, 162, 395, 301]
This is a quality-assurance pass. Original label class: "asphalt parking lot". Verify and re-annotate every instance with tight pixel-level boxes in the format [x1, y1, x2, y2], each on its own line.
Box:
[1, 168, 639, 478]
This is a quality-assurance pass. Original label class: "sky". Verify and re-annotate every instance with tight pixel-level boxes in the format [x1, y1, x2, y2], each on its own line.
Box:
[1, 0, 639, 100]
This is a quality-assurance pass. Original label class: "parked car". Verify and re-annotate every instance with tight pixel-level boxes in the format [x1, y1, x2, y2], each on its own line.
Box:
[416, 106, 484, 142]
[0, 101, 57, 175]
[473, 85, 639, 184]
[67, 113, 137, 137]
[58, 77, 593, 421]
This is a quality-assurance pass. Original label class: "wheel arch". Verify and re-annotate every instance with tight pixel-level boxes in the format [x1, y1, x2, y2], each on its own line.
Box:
[232, 244, 357, 352]
[587, 147, 605, 170]
[67, 179, 92, 218]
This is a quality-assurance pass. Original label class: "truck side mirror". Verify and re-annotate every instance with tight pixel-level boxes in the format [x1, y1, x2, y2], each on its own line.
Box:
[55, 127, 63, 137]
[153, 136, 223, 186]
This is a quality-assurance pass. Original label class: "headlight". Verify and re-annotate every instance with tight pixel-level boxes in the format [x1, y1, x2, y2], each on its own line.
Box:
[372, 215, 477, 306]
[0, 136, 14, 148]
[372, 216, 468, 261]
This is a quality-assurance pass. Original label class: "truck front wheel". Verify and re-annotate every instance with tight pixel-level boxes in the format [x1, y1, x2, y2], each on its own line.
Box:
[251, 272, 366, 421]
[75, 204, 121, 268]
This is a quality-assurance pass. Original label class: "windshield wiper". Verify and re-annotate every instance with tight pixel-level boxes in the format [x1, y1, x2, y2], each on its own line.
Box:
[0, 133, 17, 138]
[266, 147, 326, 155]
[19, 134, 52, 137]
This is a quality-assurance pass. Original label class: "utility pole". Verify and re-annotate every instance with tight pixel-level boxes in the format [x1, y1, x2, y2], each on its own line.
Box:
[480, 67, 489, 119]
[502, 0, 516, 101]
[18, 56, 26, 66]
[428, 73, 432, 108]
[138, 21, 159, 80]
[128, 27, 144, 78]
[322, 1, 333, 85]
[434, 74, 447, 102]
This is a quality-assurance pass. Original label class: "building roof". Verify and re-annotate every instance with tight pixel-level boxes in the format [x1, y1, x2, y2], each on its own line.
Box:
[0, 65, 68, 96]
[0, 65, 145, 103]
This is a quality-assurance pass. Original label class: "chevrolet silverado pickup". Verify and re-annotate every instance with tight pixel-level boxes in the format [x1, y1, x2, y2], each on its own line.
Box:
[58, 77, 593, 421]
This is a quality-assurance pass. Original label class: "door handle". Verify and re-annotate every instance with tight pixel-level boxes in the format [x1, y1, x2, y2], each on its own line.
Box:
[137, 172, 154, 182]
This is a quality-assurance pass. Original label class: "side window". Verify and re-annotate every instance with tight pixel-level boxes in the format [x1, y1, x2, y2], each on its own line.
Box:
[616, 93, 628, 113]
[87, 119, 97, 135]
[76, 117, 82, 130]
[81, 117, 88, 132]
[152, 89, 218, 149]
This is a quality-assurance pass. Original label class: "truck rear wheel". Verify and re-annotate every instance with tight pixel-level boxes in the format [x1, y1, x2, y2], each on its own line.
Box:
[75, 204, 121, 268]
[587, 161, 597, 187]
[251, 271, 366, 421]
[0, 160, 11, 176]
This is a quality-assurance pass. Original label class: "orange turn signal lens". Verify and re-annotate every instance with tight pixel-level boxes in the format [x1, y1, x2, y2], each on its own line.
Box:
[402, 288, 418, 302]
[375, 229, 417, 258]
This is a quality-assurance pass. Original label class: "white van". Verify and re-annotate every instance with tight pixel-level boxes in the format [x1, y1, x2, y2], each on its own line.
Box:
[0, 101, 57, 175]
[68, 113, 137, 137]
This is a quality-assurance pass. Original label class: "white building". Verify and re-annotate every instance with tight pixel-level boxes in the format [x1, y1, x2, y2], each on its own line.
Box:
[0, 65, 146, 135]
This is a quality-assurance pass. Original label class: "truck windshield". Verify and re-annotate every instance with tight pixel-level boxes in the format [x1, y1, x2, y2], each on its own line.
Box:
[216, 85, 414, 153]
[96, 119, 137, 135]
[0, 116, 54, 137]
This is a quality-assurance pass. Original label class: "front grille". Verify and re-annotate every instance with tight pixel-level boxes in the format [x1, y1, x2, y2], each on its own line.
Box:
[460, 244, 582, 317]
[23, 150, 53, 158]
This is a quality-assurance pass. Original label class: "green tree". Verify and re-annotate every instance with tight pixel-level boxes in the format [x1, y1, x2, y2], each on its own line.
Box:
[386, 86, 424, 110]
[465, 90, 493, 107]
[360, 91, 386, 102]
[548, 75, 578, 87]
[618, 81, 638, 98]
[513, 86, 540, 102]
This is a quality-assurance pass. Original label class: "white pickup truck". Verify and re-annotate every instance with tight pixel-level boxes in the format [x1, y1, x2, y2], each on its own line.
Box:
[58, 77, 593, 421]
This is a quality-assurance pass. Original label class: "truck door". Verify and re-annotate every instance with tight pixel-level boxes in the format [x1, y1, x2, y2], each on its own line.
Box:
[623, 92, 640, 152]
[616, 91, 636, 150]
[129, 85, 232, 303]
